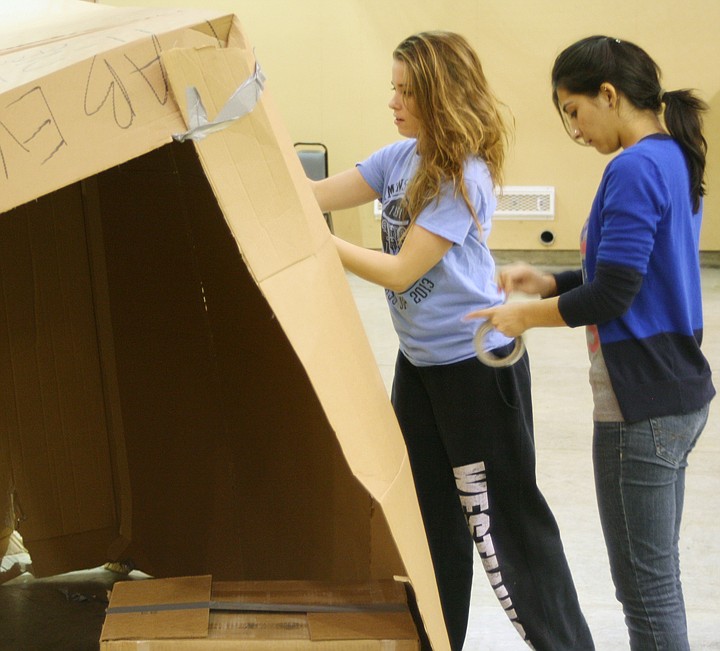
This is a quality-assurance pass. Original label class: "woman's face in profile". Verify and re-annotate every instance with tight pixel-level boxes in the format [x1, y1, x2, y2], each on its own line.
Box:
[389, 59, 421, 139]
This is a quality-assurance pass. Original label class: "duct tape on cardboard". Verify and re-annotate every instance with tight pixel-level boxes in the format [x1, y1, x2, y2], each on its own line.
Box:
[174, 59, 265, 142]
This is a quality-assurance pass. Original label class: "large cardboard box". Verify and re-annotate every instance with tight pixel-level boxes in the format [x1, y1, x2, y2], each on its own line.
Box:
[99, 575, 419, 649]
[0, 2, 448, 649]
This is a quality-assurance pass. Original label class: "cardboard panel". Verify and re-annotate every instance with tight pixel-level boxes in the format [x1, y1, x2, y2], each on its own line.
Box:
[0, 185, 118, 574]
[164, 42, 446, 646]
[0, 9, 231, 215]
[90, 143, 382, 581]
[161, 41, 323, 285]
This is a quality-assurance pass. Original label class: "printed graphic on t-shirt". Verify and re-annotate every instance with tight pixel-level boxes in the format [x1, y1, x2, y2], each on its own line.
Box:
[381, 196, 407, 255]
[381, 192, 436, 310]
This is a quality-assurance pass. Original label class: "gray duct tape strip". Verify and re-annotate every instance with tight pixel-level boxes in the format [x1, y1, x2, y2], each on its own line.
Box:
[210, 601, 408, 613]
[173, 60, 266, 142]
[106, 600, 407, 615]
[106, 601, 208, 615]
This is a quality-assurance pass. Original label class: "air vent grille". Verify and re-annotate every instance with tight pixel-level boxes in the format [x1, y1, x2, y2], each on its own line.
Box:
[494, 186, 555, 220]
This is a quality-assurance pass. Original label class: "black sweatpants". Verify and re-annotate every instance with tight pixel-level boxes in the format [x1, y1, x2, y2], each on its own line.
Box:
[392, 349, 594, 651]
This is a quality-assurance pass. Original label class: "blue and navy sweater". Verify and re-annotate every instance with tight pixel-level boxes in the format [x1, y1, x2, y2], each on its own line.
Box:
[555, 134, 714, 422]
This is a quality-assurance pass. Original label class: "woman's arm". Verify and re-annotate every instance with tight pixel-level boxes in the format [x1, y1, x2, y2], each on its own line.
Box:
[309, 166, 451, 291]
[333, 224, 452, 293]
[311, 168, 379, 213]
[466, 297, 567, 337]
[311, 166, 452, 293]
[467, 262, 642, 337]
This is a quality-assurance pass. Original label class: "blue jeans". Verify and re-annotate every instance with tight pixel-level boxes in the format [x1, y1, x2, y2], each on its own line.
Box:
[593, 404, 709, 651]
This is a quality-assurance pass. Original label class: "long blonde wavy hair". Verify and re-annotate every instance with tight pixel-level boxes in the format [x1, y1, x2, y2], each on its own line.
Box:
[393, 31, 510, 228]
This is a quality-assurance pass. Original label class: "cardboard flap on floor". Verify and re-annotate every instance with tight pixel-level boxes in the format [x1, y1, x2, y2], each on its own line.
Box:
[101, 575, 212, 641]
[0, 2, 448, 649]
[100, 576, 419, 647]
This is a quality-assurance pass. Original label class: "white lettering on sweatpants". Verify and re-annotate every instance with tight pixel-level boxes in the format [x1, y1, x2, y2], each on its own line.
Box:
[455, 461, 531, 644]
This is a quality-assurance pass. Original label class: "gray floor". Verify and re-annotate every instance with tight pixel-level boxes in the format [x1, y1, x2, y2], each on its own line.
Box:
[349, 265, 720, 651]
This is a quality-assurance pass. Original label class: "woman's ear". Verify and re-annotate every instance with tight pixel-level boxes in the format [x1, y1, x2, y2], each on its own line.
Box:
[599, 83, 619, 109]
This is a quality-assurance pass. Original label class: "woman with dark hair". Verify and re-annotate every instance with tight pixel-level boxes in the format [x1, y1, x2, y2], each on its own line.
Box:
[471, 35, 714, 650]
[310, 31, 593, 651]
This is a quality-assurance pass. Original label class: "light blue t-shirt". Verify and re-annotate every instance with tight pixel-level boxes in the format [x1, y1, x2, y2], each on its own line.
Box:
[357, 139, 510, 366]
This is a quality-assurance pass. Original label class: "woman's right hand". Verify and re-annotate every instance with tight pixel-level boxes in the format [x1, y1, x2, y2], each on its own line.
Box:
[497, 263, 557, 298]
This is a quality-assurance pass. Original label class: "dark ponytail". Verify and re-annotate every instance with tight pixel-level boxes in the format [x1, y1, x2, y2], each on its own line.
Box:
[663, 90, 708, 212]
[552, 35, 708, 212]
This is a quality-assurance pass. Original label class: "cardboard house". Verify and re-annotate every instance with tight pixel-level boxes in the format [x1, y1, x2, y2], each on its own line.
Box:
[0, 2, 448, 649]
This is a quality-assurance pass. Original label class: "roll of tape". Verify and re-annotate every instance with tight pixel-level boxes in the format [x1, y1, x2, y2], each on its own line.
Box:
[473, 321, 526, 368]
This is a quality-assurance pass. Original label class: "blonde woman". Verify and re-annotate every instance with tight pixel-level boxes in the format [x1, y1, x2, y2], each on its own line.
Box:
[311, 32, 593, 651]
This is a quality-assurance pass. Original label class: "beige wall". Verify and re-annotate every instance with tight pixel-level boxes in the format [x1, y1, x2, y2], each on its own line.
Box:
[101, 0, 720, 251]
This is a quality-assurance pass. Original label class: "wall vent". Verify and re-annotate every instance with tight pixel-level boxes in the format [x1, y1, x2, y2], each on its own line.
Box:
[494, 186, 555, 220]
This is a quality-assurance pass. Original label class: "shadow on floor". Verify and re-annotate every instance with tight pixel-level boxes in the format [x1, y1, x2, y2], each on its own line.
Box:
[1, 566, 147, 651]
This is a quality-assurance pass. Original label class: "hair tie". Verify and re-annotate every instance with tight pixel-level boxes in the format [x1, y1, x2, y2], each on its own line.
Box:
[658, 89, 667, 104]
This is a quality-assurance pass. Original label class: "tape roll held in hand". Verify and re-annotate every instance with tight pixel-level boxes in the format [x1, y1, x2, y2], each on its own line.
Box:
[473, 321, 526, 368]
